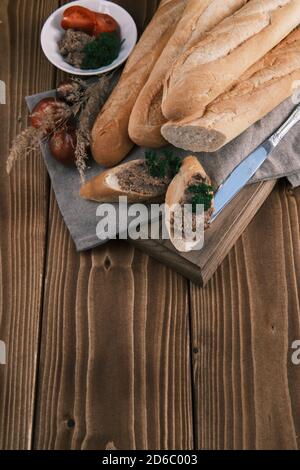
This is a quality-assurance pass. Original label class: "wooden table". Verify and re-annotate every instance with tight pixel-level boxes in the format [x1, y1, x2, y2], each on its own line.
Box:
[1, 0, 300, 450]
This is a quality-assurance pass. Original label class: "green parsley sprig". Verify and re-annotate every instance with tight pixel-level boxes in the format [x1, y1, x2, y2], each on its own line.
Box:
[145, 149, 181, 179]
[81, 32, 124, 70]
[188, 183, 214, 212]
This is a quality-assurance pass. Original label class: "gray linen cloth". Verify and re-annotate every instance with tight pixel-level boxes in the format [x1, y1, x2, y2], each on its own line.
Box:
[26, 92, 300, 251]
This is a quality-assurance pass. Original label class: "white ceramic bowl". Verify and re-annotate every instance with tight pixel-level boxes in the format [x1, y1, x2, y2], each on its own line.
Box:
[41, 0, 137, 76]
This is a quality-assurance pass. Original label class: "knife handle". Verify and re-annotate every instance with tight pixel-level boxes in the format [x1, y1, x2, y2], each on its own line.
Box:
[270, 104, 300, 147]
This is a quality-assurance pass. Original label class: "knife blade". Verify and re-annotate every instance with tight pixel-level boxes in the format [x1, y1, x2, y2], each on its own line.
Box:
[211, 103, 300, 222]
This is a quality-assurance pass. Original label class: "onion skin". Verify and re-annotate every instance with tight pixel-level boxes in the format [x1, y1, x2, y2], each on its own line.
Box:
[30, 98, 68, 134]
[49, 128, 77, 167]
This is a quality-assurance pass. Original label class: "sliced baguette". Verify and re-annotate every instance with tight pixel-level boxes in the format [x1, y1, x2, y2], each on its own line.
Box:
[80, 160, 168, 203]
[91, 0, 188, 168]
[162, 0, 300, 121]
[162, 28, 300, 152]
[165, 156, 214, 252]
[128, 0, 247, 148]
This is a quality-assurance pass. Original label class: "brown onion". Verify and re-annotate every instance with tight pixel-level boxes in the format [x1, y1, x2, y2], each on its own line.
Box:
[30, 98, 69, 134]
[49, 128, 77, 166]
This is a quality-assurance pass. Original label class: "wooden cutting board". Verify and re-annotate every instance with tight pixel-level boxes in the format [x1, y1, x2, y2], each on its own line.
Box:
[131, 180, 276, 286]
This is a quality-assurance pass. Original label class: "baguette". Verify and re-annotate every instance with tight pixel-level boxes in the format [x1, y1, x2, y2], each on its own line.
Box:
[162, 0, 300, 121]
[165, 156, 214, 252]
[80, 159, 170, 203]
[91, 0, 188, 168]
[161, 28, 300, 152]
[128, 0, 247, 148]
[159, 0, 176, 5]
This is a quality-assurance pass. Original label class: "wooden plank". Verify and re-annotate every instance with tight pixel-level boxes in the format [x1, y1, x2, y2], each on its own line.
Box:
[132, 180, 276, 286]
[0, 0, 59, 449]
[189, 181, 300, 450]
[33, 200, 193, 449]
[32, 0, 193, 450]
[113, 0, 161, 33]
[3, 0, 299, 452]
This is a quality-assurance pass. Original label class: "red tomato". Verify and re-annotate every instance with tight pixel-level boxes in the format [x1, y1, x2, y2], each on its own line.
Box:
[30, 98, 67, 133]
[93, 13, 119, 36]
[49, 128, 77, 166]
[61, 5, 95, 34]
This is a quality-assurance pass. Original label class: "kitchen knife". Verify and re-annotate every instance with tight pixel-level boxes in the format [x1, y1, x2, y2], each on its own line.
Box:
[211, 104, 300, 222]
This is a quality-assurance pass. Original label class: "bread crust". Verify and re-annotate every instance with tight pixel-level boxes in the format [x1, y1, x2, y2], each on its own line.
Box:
[80, 160, 167, 203]
[165, 156, 213, 252]
[161, 28, 300, 151]
[128, 0, 247, 148]
[166, 156, 209, 209]
[162, 0, 300, 121]
[91, 0, 188, 168]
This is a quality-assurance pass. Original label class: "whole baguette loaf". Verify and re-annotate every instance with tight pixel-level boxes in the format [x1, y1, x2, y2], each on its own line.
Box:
[161, 28, 300, 152]
[91, 0, 188, 168]
[162, 0, 300, 121]
[128, 0, 248, 148]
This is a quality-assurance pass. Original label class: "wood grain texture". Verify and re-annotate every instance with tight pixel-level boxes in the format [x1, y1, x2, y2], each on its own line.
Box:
[2, 0, 300, 452]
[32, 0, 193, 450]
[0, 0, 58, 449]
[33, 196, 193, 449]
[190, 181, 300, 450]
[29, 0, 193, 450]
[113, 0, 161, 33]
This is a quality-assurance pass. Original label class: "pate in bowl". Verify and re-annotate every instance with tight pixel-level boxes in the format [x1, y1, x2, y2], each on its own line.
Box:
[41, 0, 137, 76]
